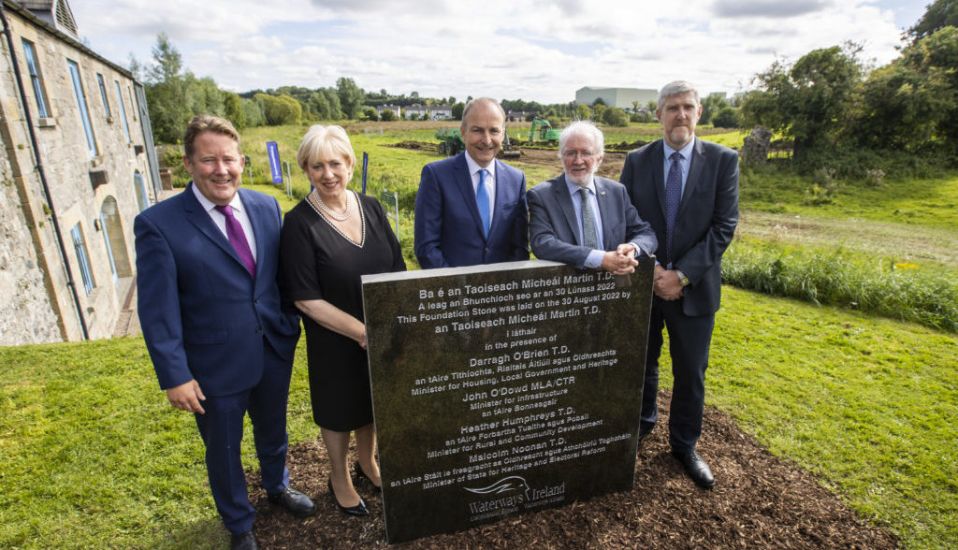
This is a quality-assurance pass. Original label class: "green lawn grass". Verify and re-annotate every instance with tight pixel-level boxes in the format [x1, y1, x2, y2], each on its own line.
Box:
[705, 288, 958, 548]
[1, 287, 955, 548]
[742, 168, 958, 231]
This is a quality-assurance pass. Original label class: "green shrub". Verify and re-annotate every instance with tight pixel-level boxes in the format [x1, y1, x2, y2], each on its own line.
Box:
[722, 237, 958, 332]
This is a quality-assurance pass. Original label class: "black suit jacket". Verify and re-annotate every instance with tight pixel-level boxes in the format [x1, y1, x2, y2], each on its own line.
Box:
[620, 138, 739, 316]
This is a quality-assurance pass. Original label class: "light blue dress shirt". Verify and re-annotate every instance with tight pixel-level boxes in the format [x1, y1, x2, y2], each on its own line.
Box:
[662, 137, 695, 196]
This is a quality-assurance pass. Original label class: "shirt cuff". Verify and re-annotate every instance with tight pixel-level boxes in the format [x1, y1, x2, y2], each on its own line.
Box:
[584, 249, 604, 269]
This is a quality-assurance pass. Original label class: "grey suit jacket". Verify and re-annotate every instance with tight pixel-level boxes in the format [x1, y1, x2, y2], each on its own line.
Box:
[528, 174, 657, 268]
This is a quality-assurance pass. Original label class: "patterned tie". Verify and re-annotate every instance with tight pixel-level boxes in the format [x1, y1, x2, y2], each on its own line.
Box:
[579, 188, 600, 249]
[665, 152, 683, 267]
[215, 205, 256, 278]
[476, 169, 491, 237]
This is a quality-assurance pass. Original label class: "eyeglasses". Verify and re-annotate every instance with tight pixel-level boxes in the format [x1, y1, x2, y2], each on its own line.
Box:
[562, 150, 597, 160]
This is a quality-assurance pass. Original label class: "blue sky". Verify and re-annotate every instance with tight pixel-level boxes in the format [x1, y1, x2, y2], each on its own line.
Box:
[71, 0, 929, 103]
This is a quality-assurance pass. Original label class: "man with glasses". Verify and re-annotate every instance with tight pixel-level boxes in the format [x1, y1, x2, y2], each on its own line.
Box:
[528, 120, 656, 273]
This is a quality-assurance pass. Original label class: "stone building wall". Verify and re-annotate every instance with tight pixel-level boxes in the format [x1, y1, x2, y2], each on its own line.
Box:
[0, 111, 62, 344]
[0, 3, 158, 345]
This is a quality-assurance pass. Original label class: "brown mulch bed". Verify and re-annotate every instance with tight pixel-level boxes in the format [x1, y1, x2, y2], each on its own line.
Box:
[248, 391, 898, 549]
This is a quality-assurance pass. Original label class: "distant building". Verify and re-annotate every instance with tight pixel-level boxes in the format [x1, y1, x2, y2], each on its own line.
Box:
[0, 0, 161, 345]
[375, 104, 402, 118]
[506, 110, 532, 122]
[404, 103, 453, 120]
[575, 87, 658, 110]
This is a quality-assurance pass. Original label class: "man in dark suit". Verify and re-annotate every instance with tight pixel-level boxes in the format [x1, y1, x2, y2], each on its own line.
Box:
[135, 115, 314, 550]
[414, 97, 528, 268]
[529, 121, 656, 273]
[620, 81, 739, 489]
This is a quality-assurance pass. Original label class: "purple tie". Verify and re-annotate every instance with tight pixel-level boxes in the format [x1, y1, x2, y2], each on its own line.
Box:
[665, 152, 683, 267]
[215, 205, 256, 278]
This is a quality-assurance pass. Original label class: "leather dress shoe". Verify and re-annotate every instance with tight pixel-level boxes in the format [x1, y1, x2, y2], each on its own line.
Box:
[638, 426, 653, 444]
[230, 531, 258, 550]
[354, 461, 382, 493]
[328, 479, 369, 517]
[267, 486, 316, 517]
[672, 449, 715, 489]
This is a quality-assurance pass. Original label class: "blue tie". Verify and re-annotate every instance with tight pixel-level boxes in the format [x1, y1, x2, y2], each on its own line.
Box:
[476, 169, 491, 237]
[665, 152, 683, 267]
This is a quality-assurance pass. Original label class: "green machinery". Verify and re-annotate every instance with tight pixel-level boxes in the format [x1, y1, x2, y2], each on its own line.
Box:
[434, 128, 521, 159]
[435, 128, 463, 156]
[528, 117, 560, 145]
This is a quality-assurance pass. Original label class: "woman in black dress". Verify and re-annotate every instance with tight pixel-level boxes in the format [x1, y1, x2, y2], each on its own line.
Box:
[279, 125, 405, 516]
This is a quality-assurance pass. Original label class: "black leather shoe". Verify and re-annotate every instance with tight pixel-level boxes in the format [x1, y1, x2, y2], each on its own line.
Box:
[328, 479, 369, 517]
[354, 461, 382, 493]
[230, 531, 258, 550]
[672, 449, 715, 489]
[267, 486, 316, 518]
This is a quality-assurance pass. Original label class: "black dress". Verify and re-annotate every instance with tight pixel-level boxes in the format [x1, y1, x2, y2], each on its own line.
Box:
[280, 192, 406, 431]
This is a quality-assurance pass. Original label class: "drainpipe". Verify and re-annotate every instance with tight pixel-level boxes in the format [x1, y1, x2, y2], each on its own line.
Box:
[0, 2, 89, 340]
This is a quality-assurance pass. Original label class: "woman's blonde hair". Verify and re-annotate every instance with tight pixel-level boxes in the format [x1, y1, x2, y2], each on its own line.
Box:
[296, 125, 356, 172]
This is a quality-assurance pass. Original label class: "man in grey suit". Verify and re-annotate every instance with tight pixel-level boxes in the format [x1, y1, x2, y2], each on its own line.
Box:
[529, 121, 656, 273]
[620, 81, 739, 489]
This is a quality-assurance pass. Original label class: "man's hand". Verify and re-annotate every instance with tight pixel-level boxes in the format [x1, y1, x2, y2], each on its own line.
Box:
[601, 249, 638, 275]
[654, 265, 684, 300]
[615, 243, 639, 258]
[166, 380, 206, 414]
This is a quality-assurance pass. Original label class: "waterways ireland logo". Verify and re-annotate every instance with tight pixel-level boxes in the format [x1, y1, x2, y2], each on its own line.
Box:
[464, 476, 565, 517]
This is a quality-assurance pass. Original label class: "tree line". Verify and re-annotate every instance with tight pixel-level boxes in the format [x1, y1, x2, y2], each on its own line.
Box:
[135, 34, 668, 143]
[739, 0, 958, 173]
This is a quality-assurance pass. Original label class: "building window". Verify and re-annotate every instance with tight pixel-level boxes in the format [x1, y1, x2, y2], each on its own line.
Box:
[99, 213, 118, 283]
[70, 223, 95, 295]
[114, 80, 131, 143]
[67, 59, 97, 157]
[96, 73, 111, 119]
[134, 171, 149, 211]
[21, 39, 50, 119]
[127, 86, 138, 121]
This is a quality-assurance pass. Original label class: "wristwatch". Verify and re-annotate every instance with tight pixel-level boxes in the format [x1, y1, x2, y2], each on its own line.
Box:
[676, 270, 690, 287]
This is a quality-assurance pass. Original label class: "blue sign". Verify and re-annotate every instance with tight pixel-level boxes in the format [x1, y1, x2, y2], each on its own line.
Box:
[266, 141, 283, 184]
[361, 152, 369, 195]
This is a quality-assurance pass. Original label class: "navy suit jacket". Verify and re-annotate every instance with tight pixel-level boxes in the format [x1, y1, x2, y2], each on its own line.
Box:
[134, 185, 301, 397]
[620, 138, 739, 316]
[528, 174, 657, 267]
[414, 152, 529, 268]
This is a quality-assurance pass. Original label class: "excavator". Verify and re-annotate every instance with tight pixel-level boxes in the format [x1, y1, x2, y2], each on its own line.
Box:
[528, 117, 560, 145]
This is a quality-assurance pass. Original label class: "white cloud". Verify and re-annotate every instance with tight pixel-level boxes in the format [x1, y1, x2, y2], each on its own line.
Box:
[72, 0, 909, 103]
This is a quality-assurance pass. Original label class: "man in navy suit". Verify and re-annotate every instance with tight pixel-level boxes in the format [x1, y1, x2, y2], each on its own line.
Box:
[414, 97, 529, 268]
[529, 121, 656, 273]
[135, 115, 314, 550]
[620, 81, 739, 489]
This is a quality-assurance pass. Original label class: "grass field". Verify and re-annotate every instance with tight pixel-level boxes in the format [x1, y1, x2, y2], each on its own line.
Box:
[1, 288, 955, 549]
[3, 120, 954, 548]
[237, 122, 958, 331]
